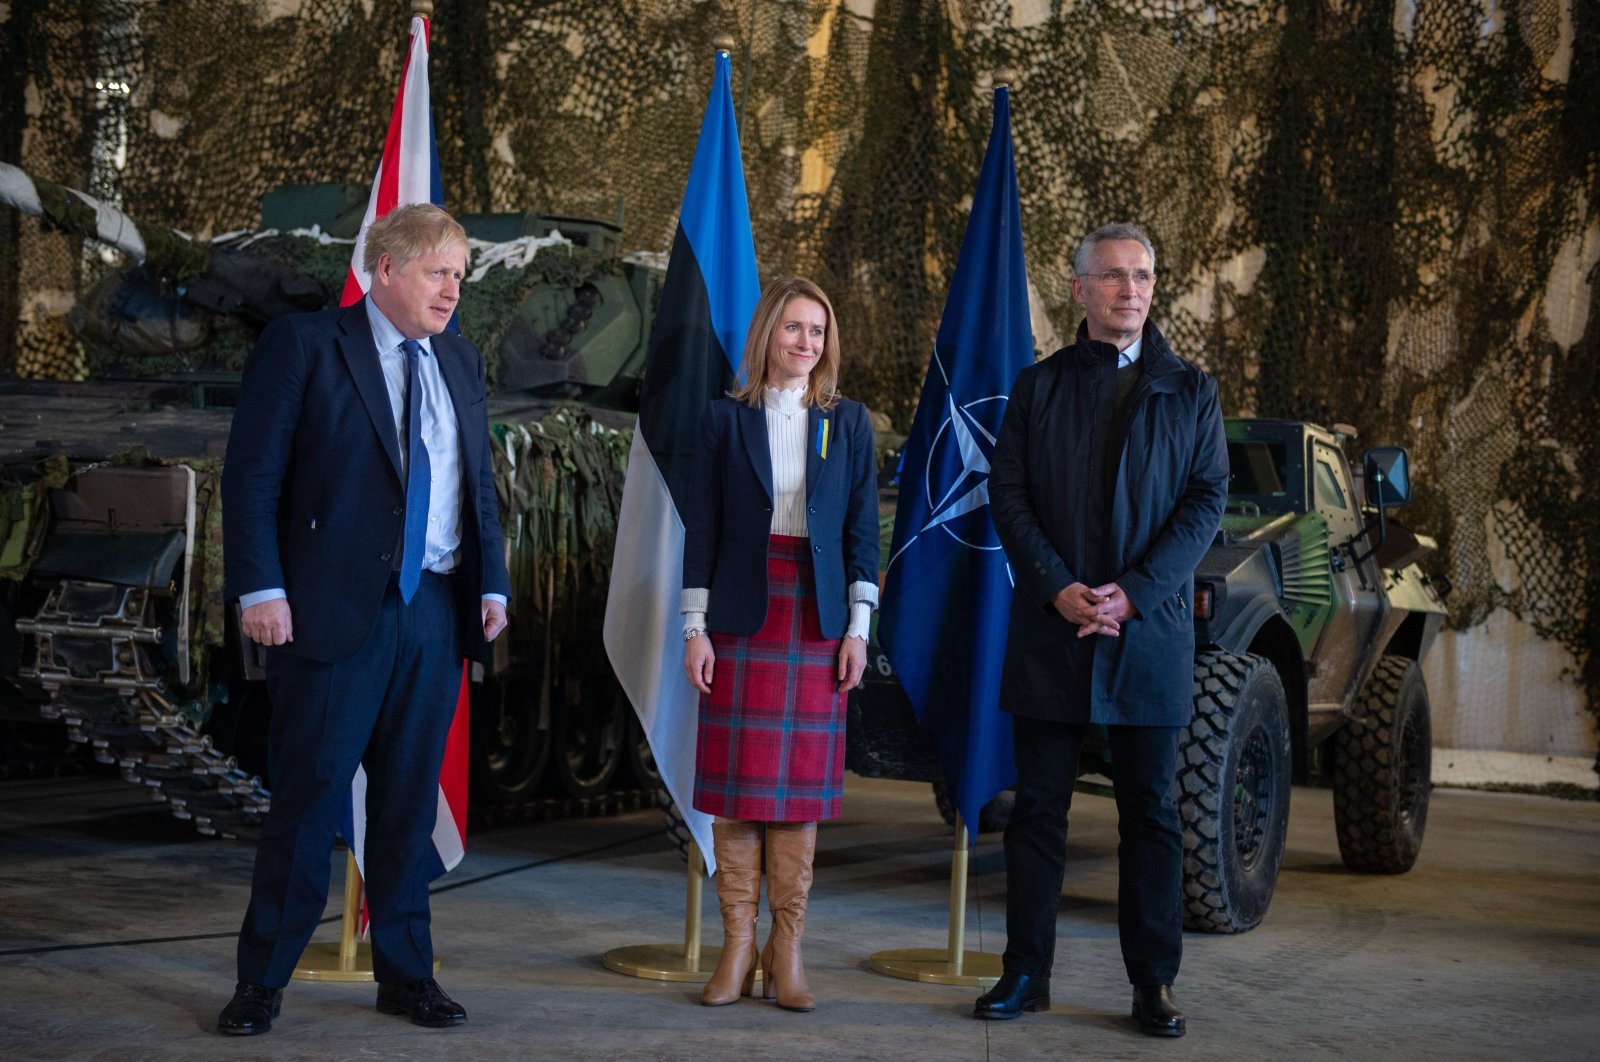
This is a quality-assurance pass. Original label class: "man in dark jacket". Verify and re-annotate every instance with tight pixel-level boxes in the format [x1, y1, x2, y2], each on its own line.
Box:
[215, 204, 510, 1035]
[973, 223, 1228, 1037]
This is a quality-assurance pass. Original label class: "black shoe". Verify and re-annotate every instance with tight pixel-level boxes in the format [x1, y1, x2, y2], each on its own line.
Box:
[1132, 984, 1185, 1037]
[216, 981, 281, 1036]
[376, 977, 467, 1028]
[973, 971, 1050, 1019]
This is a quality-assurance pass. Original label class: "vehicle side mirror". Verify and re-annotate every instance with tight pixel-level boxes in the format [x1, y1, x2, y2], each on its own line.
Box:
[1362, 447, 1411, 508]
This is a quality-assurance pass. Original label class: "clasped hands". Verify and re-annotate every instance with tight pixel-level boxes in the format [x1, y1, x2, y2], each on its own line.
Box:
[685, 633, 867, 695]
[1052, 581, 1137, 638]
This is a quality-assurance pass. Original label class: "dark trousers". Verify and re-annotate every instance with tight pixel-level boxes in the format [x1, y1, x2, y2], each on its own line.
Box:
[236, 572, 463, 988]
[1001, 714, 1183, 987]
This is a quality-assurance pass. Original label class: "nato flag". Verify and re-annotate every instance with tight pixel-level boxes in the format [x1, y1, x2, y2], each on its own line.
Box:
[603, 49, 759, 875]
[879, 86, 1033, 838]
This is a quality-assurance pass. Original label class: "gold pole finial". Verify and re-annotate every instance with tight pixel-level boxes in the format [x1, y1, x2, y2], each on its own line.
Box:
[411, 1, 435, 18]
[994, 65, 1017, 89]
[713, 33, 737, 56]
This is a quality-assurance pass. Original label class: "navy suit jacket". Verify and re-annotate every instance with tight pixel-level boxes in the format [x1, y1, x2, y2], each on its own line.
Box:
[222, 299, 511, 664]
[683, 396, 879, 639]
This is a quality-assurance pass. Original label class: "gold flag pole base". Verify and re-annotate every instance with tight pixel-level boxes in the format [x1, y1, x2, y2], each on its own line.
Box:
[292, 849, 440, 982]
[604, 839, 756, 983]
[869, 816, 1001, 988]
[294, 941, 381, 983]
[867, 946, 1003, 986]
[601, 942, 727, 983]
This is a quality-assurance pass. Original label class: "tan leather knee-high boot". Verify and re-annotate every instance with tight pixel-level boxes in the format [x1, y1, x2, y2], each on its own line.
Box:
[701, 819, 762, 1005]
[761, 821, 817, 1011]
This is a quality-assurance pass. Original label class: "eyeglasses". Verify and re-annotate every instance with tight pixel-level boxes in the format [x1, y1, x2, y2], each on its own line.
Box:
[1082, 269, 1157, 289]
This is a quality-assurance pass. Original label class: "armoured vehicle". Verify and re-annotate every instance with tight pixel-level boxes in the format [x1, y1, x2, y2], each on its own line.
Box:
[0, 165, 664, 835]
[846, 417, 1449, 933]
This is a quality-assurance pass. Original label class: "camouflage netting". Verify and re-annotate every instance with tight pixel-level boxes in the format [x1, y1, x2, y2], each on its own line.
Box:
[1, 0, 1596, 765]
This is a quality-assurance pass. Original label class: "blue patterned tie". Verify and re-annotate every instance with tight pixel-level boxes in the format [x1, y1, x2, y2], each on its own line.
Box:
[397, 338, 431, 604]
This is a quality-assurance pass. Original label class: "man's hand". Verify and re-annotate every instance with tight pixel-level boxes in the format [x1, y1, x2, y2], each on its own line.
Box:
[481, 599, 509, 643]
[1089, 581, 1137, 622]
[684, 635, 715, 695]
[241, 599, 294, 646]
[1052, 582, 1109, 627]
[1075, 581, 1138, 639]
[837, 634, 867, 692]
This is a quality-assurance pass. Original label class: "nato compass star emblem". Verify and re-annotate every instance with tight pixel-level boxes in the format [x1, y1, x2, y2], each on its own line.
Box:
[889, 350, 1009, 566]
[922, 391, 1007, 549]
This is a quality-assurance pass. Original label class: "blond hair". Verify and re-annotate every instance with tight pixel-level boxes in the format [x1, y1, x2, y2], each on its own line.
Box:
[729, 276, 841, 410]
[362, 203, 467, 275]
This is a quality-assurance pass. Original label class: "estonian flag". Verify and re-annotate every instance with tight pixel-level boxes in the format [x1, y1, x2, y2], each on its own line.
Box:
[878, 85, 1033, 838]
[603, 49, 760, 876]
[338, 14, 468, 891]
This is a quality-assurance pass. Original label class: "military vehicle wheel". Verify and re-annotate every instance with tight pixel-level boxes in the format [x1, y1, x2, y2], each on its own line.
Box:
[1180, 650, 1292, 933]
[932, 780, 1014, 833]
[552, 666, 625, 800]
[1332, 656, 1431, 873]
[470, 670, 552, 805]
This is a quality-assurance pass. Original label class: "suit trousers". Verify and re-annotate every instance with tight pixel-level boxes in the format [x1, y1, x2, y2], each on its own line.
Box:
[1000, 714, 1183, 987]
[236, 571, 464, 988]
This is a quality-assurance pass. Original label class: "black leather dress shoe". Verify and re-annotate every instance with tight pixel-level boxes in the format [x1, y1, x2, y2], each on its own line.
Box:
[973, 971, 1050, 1019]
[216, 981, 281, 1036]
[1132, 984, 1185, 1037]
[376, 977, 467, 1027]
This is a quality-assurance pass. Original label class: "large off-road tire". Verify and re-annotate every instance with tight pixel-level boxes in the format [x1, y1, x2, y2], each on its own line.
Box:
[1180, 651, 1293, 934]
[1332, 655, 1431, 873]
[932, 780, 1015, 833]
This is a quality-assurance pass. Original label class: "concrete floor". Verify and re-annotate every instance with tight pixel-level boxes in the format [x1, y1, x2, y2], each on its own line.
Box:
[1, 771, 1596, 1062]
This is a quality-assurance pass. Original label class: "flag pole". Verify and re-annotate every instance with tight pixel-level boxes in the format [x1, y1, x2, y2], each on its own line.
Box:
[293, 850, 374, 980]
[289, 849, 444, 980]
[947, 816, 970, 974]
[295, 0, 445, 984]
[867, 63, 1025, 992]
[600, 34, 759, 985]
[683, 839, 704, 968]
[868, 813, 1002, 986]
[603, 838, 746, 982]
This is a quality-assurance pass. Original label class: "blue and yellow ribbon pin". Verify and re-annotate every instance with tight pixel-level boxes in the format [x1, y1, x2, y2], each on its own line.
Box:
[815, 417, 830, 460]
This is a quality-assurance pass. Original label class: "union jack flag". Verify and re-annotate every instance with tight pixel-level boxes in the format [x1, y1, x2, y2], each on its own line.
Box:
[339, 14, 469, 907]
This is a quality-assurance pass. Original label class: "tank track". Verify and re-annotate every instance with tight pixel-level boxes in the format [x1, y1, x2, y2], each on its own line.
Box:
[16, 579, 269, 840]
[15, 578, 659, 841]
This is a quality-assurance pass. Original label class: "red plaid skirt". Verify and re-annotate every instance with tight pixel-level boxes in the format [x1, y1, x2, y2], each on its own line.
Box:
[694, 535, 845, 822]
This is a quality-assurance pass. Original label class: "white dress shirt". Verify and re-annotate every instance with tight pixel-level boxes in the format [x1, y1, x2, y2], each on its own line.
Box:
[367, 299, 465, 574]
[1118, 334, 1143, 367]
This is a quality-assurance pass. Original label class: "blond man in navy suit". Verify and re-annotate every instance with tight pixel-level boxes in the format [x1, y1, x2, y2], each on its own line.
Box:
[217, 204, 509, 1035]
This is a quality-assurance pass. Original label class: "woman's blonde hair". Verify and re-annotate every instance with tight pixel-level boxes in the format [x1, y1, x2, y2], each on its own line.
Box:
[730, 276, 841, 410]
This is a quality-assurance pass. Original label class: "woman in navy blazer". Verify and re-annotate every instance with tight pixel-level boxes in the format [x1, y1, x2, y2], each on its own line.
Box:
[681, 277, 879, 1011]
